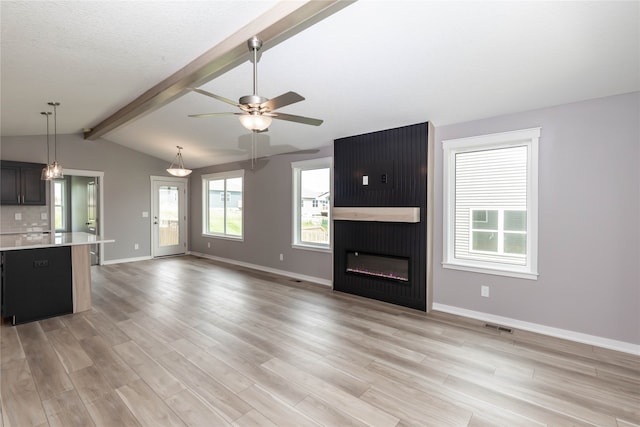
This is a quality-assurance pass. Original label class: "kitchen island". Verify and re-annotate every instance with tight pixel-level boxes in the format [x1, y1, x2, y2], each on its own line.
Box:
[0, 232, 114, 324]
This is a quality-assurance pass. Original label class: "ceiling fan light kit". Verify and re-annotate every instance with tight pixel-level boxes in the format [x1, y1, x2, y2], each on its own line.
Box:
[189, 36, 323, 130]
[239, 113, 272, 131]
[167, 146, 193, 177]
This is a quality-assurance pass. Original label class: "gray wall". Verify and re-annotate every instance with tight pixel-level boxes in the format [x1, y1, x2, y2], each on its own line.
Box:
[433, 92, 640, 345]
[0, 133, 170, 261]
[190, 146, 333, 282]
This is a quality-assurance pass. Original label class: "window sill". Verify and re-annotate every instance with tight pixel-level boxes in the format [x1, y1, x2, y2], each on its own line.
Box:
[442, 262, 538, 280]
[292, 243, 332, 254]
[202, 233, 244, 242]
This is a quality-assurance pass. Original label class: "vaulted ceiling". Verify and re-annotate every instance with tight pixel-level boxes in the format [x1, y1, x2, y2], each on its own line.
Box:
[2, 1, 638, 168]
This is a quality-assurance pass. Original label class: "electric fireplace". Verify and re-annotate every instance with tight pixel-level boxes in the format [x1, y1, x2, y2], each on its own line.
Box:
[346, 251, 409, 283]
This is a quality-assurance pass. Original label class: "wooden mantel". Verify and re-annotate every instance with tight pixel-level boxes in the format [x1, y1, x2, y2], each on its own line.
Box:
[332, 207, 420, 223]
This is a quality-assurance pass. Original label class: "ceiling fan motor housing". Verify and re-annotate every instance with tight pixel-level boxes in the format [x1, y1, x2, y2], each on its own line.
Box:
[239, 95, 268, 108]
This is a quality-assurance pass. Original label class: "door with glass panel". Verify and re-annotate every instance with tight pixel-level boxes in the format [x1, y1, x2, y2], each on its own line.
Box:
[152, 178, 187, 257]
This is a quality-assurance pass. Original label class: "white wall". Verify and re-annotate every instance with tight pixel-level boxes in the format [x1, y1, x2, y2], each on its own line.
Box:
[433, 92, 640, 347]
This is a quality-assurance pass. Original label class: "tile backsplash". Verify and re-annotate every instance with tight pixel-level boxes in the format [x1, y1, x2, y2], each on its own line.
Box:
[0, 205, 51, 234]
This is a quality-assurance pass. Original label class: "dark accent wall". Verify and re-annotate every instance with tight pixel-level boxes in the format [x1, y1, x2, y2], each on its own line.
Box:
[333, 122, 430, 310]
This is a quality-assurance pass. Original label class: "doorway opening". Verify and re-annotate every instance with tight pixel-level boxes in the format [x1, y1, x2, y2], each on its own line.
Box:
[51, 169, 104, 265]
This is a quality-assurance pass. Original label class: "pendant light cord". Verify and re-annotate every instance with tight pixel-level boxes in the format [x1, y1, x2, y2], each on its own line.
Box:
[48, 101, 60, 162]
[40, 112, 51, 163]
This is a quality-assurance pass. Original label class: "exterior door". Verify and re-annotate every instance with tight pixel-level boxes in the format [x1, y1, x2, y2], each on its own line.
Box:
[152, 177, 187, 257]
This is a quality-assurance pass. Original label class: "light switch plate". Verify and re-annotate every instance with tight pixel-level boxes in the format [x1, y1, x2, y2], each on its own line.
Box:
[142, 211, 149, 218]
[363, 175, 369, 185]
[41, 213, 48, 220]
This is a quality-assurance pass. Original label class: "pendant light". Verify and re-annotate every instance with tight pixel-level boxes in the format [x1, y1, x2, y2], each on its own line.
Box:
[40, 111, 53, 180]
[47, 101, 63, 179]
[166, 146, 192, 177]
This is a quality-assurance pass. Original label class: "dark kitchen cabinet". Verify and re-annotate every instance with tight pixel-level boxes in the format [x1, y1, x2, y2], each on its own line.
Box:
[1, 247, 73, 324]
[0, 161, 47, 205]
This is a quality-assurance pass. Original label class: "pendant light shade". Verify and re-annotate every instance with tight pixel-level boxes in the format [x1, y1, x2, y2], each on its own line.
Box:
[167, 146, 192, 177]
[47, 101, 63, 179]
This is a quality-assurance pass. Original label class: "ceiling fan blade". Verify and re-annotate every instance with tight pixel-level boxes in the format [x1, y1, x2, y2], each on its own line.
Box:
[261, 91, 305, 112]
[190, 88, 239, 107]
[188, 112, 236, 118]
[271, 112, 323, 126]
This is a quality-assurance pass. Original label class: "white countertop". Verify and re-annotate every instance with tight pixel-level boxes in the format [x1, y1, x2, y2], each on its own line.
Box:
[0, 232, 114, 251]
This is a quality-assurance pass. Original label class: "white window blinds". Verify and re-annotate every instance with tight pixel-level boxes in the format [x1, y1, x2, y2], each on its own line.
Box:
[455, 145, 528, 265]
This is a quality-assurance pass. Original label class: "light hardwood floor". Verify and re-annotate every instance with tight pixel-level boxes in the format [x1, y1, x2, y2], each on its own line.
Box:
[1, 255, 638, 426]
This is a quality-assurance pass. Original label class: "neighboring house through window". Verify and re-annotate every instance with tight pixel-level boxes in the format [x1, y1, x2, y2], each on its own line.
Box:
[292, 157, 332, 250]
[442, 128, 539, 279]
[202, 169, 244, 239]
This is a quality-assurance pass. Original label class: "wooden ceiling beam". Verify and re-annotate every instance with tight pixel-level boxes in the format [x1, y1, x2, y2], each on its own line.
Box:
[84, 0, 353, 140]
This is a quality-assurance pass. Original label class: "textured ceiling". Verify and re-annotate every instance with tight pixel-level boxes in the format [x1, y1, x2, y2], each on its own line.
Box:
[2, 1, 638, 168]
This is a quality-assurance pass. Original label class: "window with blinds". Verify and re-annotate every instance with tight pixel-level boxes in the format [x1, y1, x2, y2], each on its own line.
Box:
[443, 128, 539, 279]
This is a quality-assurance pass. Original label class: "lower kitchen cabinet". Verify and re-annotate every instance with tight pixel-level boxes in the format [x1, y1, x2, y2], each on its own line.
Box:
[1, 246, 73, 324]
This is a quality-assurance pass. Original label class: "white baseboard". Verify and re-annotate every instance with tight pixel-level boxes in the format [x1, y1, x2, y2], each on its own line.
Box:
[101, 255, 153, 265]
[432, 303, 640, 356]
[190, 251, 332, 287]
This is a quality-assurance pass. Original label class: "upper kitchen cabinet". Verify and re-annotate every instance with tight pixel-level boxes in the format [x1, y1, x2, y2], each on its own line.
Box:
[0, 161, 47, 205]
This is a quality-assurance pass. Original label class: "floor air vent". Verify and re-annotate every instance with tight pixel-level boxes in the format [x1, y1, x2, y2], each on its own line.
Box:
[484, 323, 513, 333]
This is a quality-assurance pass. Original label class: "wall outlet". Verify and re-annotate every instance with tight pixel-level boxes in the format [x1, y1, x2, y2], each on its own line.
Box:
[41, 212, 48, 220]
[134, 243, 139, 250]
[207, 242, 211, 248]
[142, 211, 149, 218]
[279, 253, 284, 261]
[481, 285, 490, 298]
[14, 213, 22, 220]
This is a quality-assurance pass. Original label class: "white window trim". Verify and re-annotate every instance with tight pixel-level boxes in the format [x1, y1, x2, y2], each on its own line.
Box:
[291, 157, 332, 252]
[442, 128, 539, 280]
[202, 169, 244, 240]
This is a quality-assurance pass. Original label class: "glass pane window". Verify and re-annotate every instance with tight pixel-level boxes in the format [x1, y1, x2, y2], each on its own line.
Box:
[53, 181, 65, 231]
[292, 158, 332, 249]
[443, 128, 539, 279]
[470, 208, 526, 257]
[202, 171, 243, 239]
[158, 185, 179, 247]
[225, 177, 243, 236]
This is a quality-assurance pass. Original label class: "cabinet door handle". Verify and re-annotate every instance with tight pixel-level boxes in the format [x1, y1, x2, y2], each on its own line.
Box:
[17, 195, 20, 203]
[21, 195, 25, 204]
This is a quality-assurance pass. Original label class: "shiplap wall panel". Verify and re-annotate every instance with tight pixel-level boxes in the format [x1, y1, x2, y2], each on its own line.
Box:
[333, 122, 429, 311]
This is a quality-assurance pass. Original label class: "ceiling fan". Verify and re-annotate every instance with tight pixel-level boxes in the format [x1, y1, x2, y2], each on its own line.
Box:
[188, 36, 323, 131]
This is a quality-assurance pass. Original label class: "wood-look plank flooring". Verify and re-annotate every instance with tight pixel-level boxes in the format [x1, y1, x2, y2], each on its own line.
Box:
[1, 255, 638, 426]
